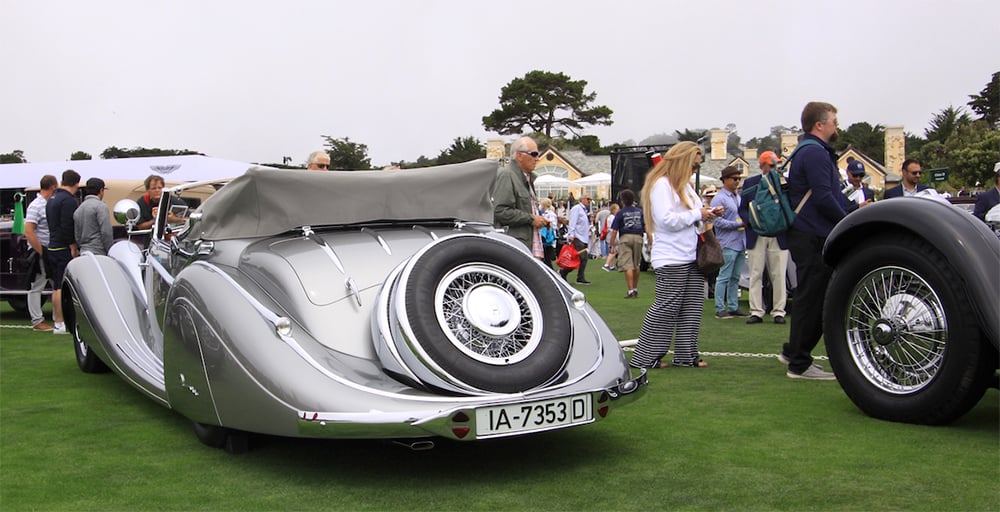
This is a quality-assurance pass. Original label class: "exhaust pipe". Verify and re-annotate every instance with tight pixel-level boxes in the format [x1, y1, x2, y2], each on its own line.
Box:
[391, 439, 436, 451]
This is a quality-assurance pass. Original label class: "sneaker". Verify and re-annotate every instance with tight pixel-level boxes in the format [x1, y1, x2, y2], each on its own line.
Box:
[777, 353, 790, 364]
[728, 310, 749, 317]
[773, 316, 786, 324]
[624, 290, 638, 299]
[787, 364, 836, 380]
[746, 315, 763, 325]
[714, 311, 730, 319]
[53, 326, 68, 335]
[33, 321, 54, 332]
[576, 279, 592, 285]
[602, 265, 613, 272]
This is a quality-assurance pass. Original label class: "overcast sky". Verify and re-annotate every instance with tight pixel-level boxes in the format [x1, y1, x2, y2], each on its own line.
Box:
[4, 0, 998, 167]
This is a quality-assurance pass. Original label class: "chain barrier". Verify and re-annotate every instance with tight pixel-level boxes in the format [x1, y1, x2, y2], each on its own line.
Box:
[619, 341, 828, 361]
[0, 326, 826, 360]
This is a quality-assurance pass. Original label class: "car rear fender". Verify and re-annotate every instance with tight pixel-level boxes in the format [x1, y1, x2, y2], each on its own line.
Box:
[64, 253, 166, 402]
[824, 199, 1000, 349]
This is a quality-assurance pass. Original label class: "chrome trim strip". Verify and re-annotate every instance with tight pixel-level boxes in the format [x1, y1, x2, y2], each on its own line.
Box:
[147, 256, 175, 287]
[360, 227, 392, 255]
[80, 253, 165, 386]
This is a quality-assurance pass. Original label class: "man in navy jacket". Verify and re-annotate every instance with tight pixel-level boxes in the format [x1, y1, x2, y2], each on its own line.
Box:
[972, 163, 1000, 222]
[779, 102, 846, 380]
[884, 159, 930, 199]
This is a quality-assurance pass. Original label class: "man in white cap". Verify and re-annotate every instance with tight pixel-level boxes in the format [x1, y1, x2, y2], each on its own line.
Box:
[842, 159, 874, 213]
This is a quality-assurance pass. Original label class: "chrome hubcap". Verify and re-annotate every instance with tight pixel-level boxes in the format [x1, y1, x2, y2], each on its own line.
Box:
[845, 266, 947, 394]
[435, 263, 543, 365]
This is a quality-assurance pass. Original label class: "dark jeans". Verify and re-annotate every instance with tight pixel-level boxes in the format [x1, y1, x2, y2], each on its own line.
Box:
[543, 244, 557, 269]
[559, 238, 589, 281]
[782, 229, 832, 374]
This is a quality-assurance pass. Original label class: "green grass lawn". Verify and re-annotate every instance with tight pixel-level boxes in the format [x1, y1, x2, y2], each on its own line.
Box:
[1, 266, 997, 511]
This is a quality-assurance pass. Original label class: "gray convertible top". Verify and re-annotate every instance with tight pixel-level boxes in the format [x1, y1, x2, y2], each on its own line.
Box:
[189, 158, 499, 241]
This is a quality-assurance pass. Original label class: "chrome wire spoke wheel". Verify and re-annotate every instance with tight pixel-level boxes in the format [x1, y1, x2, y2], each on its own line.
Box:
[845, 266, 947, 394]
[435, 263, 543, 365]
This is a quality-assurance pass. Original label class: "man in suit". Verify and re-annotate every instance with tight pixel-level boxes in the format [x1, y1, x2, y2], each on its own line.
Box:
[884, 159, 931, 198]
[739, 151, 789, 325]
[843, 160, 875, 213]
[973, 162, 1000, 223]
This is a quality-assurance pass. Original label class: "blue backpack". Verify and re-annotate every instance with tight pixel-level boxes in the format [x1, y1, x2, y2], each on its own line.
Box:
[745, 139, 820, 237]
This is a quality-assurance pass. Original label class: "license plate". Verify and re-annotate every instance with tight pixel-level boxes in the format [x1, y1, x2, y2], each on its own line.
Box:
[475, 394, 593, 437]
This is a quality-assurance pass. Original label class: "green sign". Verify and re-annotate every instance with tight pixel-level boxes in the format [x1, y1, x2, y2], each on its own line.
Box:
[927, 168, 948, 182]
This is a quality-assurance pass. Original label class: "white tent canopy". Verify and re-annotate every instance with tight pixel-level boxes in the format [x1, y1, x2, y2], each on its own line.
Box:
[573, 172, 611, 186]
[0, 155, 274, 189]
[534, 174, 574, 187]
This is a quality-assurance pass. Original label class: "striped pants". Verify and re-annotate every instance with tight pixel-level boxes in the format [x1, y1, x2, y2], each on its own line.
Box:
[630, 262, 706, 368]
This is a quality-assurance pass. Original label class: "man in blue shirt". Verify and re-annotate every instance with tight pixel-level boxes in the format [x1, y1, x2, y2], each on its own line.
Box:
[779, 102, 846, 380]
[711, 165, 748, 319]
[608, 189, 645, 298]
[560, 194, 593, 285]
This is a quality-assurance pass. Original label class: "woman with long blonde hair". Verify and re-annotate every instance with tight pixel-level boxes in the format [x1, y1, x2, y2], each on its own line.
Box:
[631, 141, 720, 368]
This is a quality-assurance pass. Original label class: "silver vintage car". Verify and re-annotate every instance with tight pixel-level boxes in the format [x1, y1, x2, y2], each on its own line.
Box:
[62, 159, 646, 452]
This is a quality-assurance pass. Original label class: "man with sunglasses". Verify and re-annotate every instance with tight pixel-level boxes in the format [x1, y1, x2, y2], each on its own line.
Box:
[884, 159, 930, 198]
[306, 150, 331, 170]
[493, 136, 549, 256]
[711, 165, 748, 319]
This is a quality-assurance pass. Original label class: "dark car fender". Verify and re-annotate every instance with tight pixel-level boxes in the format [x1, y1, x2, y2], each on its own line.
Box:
[824, 198, 1000, 349]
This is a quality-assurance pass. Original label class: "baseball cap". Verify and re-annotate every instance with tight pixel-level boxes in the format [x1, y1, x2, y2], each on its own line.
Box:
[847, 160, 865, 176]
[758, 151, 778, 167]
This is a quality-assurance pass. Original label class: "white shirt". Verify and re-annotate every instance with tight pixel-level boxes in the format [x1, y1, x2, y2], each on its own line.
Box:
[567, 202, 590, 241]
[648, 177, 703, 267]
[25, 194, 49, 247]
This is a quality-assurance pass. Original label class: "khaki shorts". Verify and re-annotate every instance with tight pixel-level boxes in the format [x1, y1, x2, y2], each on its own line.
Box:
[617, 234, 644, 271]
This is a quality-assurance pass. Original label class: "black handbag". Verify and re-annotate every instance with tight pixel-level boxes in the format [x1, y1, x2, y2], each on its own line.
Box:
[696, 229, 724, 274]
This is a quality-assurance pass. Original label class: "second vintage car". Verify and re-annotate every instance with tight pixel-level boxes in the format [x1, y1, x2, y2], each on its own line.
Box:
[822, 193, 999, 425]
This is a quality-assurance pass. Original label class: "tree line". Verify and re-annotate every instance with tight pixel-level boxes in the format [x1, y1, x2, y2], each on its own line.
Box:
[3, 71, 996, 188]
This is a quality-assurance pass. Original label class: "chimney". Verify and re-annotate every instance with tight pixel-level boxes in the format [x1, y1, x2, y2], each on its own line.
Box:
[709, 129, 728, 160]
[743, 147, 758, 162]
[780, 132, 800, 159]
[486, 138, 506, 160]
[884, 126, 905, 177]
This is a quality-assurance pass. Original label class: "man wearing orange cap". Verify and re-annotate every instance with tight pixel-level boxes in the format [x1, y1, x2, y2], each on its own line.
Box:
[738, 150, 789, 324]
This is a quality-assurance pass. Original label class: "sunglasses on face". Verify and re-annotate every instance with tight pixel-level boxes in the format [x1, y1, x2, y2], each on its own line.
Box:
[314, 163, 329, 169]
[909, 171, 922, 176]
[518, 150, 541, 158]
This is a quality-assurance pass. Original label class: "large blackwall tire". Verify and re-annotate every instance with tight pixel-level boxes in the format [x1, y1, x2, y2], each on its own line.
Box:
[65, 286, 110, 374]
[394, 236, 572, 393]
[823, 233, 995, 425]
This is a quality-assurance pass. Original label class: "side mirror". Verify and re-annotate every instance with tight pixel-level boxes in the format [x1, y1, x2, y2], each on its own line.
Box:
[113, 199, 141, 228]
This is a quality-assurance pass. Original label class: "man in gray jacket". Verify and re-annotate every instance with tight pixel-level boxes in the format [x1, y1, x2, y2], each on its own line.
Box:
[74, 177, 113, 256]
[492, 136, 548, 257]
